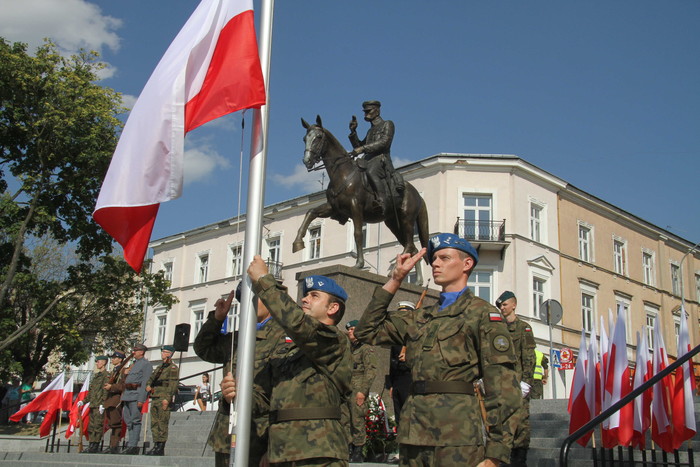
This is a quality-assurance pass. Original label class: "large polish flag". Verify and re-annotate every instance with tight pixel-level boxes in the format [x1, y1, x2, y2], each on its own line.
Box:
[603, 305, 633, 448]
[651, 319, 674, 452]
[599, 312, 613, 445]
[66, 373, 90, 439]
[671, 307, 697, 449]
[568, 332, 593, 446]
[93, 0, 266, 272]
[62, 374, 75, 411]
[585, 320, 601, 419]
[10, 372, 64, 437]
[631, 329, 652, 448]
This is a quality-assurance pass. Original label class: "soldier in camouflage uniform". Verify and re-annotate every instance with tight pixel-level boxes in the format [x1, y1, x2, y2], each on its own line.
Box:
[354, 233, 521, 467]
[80, 355, 108, 453]
[228, 255, 352, 466]
[344, 319, 377, 462]
[194, 281, 286, 467]
[496, 291, 536, 467]
[145, 345, 179, 456]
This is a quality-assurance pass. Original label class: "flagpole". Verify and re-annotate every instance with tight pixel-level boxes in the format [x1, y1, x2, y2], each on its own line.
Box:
[232, 0, 274, 465]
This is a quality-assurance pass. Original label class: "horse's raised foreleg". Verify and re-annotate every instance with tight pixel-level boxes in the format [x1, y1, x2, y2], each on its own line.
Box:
[292, 203, 334, 253]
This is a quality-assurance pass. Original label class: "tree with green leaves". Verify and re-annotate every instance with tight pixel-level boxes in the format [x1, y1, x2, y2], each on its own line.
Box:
[0, 39, 176, 383]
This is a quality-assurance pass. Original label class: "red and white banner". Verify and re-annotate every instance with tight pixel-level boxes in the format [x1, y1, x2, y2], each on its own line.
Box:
[62, 374, 74, 412]
[651, 319, 674, 452]
[568, 332, 592, 446]
[93, 0, 266, 272]
[671, 307, 697, 449]
[631, 329, 652, 448]
[585, 319, 601, 420]
[10, 372, 64, 437]
[66, 373, 90, 439]
[602, 305, 633, 447]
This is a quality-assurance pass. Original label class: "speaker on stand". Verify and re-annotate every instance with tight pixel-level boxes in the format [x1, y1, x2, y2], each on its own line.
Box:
[172, 323, 191, 411]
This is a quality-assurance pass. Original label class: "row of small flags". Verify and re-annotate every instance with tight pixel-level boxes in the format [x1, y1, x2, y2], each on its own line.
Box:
[568, 305, 696, 451]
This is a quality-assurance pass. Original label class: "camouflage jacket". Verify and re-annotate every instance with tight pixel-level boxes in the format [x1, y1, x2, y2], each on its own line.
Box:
[507, 318, 536, 386]
[351, 341, 377, 396]
[85, 369, 108, 407]
[147, 361, 179, 401]
[193, 308, 287, 453]
[354, 286, 520, 464]
[253, 274, 352, 463]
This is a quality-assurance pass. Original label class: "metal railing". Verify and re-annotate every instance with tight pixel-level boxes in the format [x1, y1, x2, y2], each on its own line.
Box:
[560, 343, 700, 466]
[266, 259, 283, 280]
[453, 218, 506, 242]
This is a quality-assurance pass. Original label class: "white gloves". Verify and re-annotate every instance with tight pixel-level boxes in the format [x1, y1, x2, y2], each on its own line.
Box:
[520, 381, 531, 398]
[99, 404, 105, 414]
[77, 400, 84, 407]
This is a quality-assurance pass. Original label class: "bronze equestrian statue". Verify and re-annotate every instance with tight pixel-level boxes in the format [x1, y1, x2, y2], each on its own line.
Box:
[293, 115, 429, 270]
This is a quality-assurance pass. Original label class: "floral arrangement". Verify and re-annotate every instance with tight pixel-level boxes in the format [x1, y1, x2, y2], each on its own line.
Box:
[363, 393, 397, 461]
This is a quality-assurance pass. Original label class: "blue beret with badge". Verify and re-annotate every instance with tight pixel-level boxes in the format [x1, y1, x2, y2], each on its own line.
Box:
[302, 275, 348, 302]
[427, 233, 479, 265]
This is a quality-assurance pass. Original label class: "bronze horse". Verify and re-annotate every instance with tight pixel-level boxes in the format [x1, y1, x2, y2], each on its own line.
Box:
[293, 116, 429, 269]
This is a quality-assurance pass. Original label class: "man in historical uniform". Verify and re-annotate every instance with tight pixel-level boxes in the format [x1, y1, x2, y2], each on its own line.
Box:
[348, 100, 405, 209]
[531, 350, 549, 400]
[103, 351, 126, 454]
[120, 343, 152, 455]
[80, 355, 108, 453]
[145, 345, 179, 456]
[355, 233, 520, 467]
[345, 319, 377, 462]
[496, 291, 536, 467]
[222, 256, 352, 466]
[194, 281, 286, 467]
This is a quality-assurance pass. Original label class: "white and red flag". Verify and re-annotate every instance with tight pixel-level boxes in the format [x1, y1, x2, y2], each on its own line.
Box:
[62, 374, 74, 411]
[599, 312, 612, 446]
[602, 305, 633, 448]
[651, 319, 674, 452]
[10, 372, 64, 437]
[93, 0, 266, 272]
[66, 373, 91, 439]
[671, 307, 697, 449]
[631, 329, 652, 448]
[568, 331, 593, 446]
[586, 320, 601, 419]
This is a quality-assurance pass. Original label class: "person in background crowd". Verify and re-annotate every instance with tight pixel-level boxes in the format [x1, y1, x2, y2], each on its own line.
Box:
[194, 373, 211, 411]
[496, 291, 536, 467]
[355, 234, 520, 467]
[345, 319, 377, 462]
[119, 343, 152, 455]
[531, 350, 549, 400]
[19, 378, 34, 423]
[145, 345, 179, 456]
[80, 355, 109, 453]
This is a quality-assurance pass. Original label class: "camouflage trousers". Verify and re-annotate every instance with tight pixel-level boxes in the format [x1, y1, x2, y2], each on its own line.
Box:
[209, 409, 267, 467]
[399, 444, 486, 467]
[150, 398, 171, 442]
[530, 380, 544, 399]
[343, 398, 368, 446]
[87, 408, 105, 443]
[512, 398, 530, 449]
[271, 459, 349, 466]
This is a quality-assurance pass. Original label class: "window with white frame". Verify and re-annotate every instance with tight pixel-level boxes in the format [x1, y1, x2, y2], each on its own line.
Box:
[615, 294, 632, 342]
[613, 237, 627, 276]
[529, 202, 543, 243]
[670, 263, 680, 296]
[155, 313, 167, 346]
[462, 194, 493, 240]
[469, 270, 493, 303]
[532, 276, 546, 318]
[227, 302, 240, 333]
[229, 244, 243, 278]
[674, 317, 680, 344]
[581, 293, 595, 333]
[642, 250, 655, 286]
[197, 253, 209, 283]
[644, 305, 658, 351]
[308, 226, 322, 260]
[578, 222, 593, 262]
[695, 273, 700, 302]
[162, 261, 173, 285]
[192, 306, 205, 336]
[266, 237, 281, 263]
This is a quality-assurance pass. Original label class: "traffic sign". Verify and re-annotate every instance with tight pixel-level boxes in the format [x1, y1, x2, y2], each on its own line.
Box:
[560, 347, 572, 363]
[540, 299, 563, 325]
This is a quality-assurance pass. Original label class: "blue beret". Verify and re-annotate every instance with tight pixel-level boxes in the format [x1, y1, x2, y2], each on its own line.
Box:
[302, 275, 348, 302]
[345, 319, 359, 329]
[496, 291, 516, 307]
[427, 233, 479, 264]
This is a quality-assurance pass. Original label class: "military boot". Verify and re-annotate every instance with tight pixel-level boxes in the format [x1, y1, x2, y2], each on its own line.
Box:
[350, 444, 364, 463]
[155, 442, 165, 456]
[146, 442, 165, 456]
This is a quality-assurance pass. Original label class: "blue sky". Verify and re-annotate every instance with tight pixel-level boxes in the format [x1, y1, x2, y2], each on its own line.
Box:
[1, 0, 698, 245]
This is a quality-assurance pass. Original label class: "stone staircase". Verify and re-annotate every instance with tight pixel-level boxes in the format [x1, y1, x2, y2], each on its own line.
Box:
[0, 400, 698, 466]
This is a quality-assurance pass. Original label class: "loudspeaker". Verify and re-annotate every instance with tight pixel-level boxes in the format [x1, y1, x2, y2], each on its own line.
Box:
[173, 323, 191, 351]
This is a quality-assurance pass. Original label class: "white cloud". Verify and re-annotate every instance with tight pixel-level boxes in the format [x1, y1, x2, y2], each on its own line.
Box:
[183, 143, 231, 186]
[120, 94, 138, 111]
[0, 0, 121, 55]
[271, 164, 325, 192]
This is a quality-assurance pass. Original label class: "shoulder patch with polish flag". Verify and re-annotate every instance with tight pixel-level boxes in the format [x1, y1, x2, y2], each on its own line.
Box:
[285, 336, 293, 344]
[489, 312, 503, 322]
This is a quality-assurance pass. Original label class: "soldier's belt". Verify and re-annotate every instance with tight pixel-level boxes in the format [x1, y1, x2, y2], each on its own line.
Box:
[269, 407, 342, 423]
[151, 381, 164, 387]
[410, 380, 475, 395]
[125, 383, 140, 390]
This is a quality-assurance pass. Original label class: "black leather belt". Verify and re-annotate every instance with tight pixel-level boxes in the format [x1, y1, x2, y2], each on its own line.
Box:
[410, 380, 475, 395]
[269, 407, 342, 423]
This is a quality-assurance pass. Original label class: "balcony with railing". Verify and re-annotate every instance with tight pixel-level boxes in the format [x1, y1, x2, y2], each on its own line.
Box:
[453, 218, 509, 259]
[266, 259, 283, 280]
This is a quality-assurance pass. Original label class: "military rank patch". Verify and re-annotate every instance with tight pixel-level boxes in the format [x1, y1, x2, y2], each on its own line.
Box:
[285, 336, 293, 343]
[525, 327, 532, 332]
[492, 335, 510, 352]
[489, 312, 503, 322]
